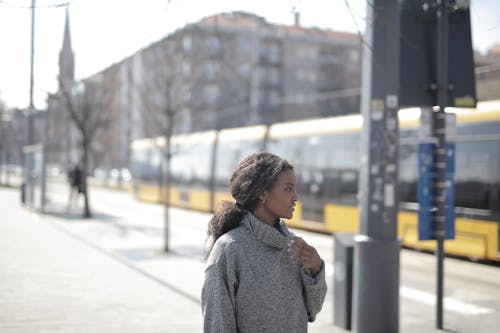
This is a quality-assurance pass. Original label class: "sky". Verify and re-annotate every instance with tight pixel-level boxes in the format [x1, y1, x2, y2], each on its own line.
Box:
[0, 0, 499, 110]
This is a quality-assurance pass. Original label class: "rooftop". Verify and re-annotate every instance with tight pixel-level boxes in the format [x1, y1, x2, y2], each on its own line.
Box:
[198, 11, 359, 42]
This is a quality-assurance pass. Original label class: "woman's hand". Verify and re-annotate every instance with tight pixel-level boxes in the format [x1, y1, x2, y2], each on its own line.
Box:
[287, 237, 323, 276]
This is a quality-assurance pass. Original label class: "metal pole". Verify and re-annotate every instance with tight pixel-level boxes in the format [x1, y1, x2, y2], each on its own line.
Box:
[353, 1, 401, 332]
[28, 0, 35, 145]
[24, 0, 36, 208]
[435, 0, 449, 329]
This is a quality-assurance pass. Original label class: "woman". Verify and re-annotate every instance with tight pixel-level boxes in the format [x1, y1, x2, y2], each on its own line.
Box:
[202, 152, 327, 332]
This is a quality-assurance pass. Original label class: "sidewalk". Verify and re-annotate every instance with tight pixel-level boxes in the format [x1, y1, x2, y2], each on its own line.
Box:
[0, 185, 355, 333]
[3, 185, 498, 333]
[0, 187, 202, 333]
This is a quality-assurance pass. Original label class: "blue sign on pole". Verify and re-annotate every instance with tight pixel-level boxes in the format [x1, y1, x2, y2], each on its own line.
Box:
[417, 142, 455, 240]
[418, 209, 434, 240]
[445, 142, 456, 239]
[418, 142, 435, 241]
[446, 142, 455, 173]
[419, 142, 435, 174]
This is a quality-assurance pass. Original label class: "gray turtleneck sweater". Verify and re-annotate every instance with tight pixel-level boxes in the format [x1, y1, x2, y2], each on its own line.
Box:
[201, 213, 327, 333]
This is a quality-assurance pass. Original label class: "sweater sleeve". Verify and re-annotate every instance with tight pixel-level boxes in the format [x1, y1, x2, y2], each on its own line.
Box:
[201, 248, 238, 332]
[301, 260, 327, 322]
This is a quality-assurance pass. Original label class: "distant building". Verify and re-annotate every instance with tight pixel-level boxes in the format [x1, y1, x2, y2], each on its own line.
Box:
[47, 7, 126, 175]
[187, 12, 362, 129]
[487, 43, 500, 59]
[0, 107, 45, 168]
[46, 6, 78, 173]
[475, 44, 500, 101]
[50, 10, 498, 175]
[100, 11, 362, 142]
[59, 7, 75, 90]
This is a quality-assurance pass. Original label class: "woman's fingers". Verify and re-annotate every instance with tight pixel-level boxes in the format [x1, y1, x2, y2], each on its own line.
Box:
[287, 238, 322, 274]
[287, 238, 306, 260]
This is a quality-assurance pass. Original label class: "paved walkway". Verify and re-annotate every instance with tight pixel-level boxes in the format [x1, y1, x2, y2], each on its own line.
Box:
[0, 187, 201, 333]
[0, 185, 357, 333]
[2, 185, 499, 333]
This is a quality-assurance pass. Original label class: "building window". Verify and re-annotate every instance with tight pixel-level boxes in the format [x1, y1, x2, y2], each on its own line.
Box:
[179, 108, 191, 133]
[296, 69, 317, 83]
[183, 35, 192, 51]
[238, 37, 251, 54]
[257, 66, 266, 84]
[204, 85, 220, 104]
[307, 46, 318, 59]
[269, 89, 280, 107]
[256, 66, 281, 86]
[207, 36, 220, 54]
[183, 60, 191, 75]
[238, 63, 251, 79]
[203, 61, 219, 80]
[268, 67, 281, 86]
[267, 43, 281, 63]
[349, 49, 359, 62]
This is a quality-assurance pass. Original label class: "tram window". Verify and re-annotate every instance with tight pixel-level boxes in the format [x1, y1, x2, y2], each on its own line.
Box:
[171, 141, 213, 187]
[340, 170, 358, 195]
[134, 147, 161, 183]
[170, 144, 182, 185]
[457, 122, 500, 136]
[131, 149, 146, 180]
[400, 128, 418, 139]
[194, 142, 213, 186]
[267, 133, 360, 203]
[269, 136, 324, 195]
[305, 134, 359, 171]
[215, 140, 263, 188]
[172, 147, 192, 186]
[455, 140, 499, 210]
[266, 137, 302, 165]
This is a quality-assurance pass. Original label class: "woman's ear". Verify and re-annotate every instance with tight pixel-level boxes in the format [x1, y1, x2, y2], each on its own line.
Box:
[259, 191, 268, 205]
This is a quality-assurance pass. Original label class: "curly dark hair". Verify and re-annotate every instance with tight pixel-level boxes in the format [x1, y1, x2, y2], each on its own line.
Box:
[203, 152, 293, 260]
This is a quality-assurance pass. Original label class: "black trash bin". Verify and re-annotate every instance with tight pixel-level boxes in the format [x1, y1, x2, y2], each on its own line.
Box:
[333, 232, 355, 330]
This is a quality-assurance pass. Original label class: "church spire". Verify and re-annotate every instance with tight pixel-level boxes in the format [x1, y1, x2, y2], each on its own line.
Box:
[59, 5, 75, 88]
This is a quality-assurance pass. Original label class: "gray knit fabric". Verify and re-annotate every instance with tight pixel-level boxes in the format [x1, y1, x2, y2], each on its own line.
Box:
[202, 212, 327, 333]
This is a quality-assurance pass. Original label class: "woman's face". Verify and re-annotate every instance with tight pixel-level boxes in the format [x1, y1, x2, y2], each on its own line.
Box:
[262, 169, 299, 220]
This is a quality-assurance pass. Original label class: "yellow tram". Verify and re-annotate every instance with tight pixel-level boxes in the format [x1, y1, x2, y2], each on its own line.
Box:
[131, 100, 500, 262]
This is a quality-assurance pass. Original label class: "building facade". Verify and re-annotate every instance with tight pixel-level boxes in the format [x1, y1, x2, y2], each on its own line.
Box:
[475, 44, 500, 101]
[47, 10, 499, 176]
[118, 12, 362, 141]
[75, 11, 363, 174]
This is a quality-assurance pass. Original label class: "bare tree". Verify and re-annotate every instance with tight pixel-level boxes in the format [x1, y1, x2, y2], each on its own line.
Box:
[57, 75, 114, 217]
[133, 15, 291, 251]
[133, 23, 246, 251]
[133, 32, 201, 252]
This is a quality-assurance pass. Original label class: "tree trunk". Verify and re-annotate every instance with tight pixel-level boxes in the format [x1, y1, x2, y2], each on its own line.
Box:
[163, 140, 171, 252]
[163, 117, 173, 252]
[82, 141, 92, 218]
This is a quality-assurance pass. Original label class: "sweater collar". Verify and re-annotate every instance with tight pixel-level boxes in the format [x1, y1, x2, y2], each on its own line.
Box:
[243, 212, 291, 249]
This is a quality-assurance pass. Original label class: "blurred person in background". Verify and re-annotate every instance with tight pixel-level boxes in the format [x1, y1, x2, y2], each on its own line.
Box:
[67, 163, 83, 211]
[202, 152, 327, 332]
